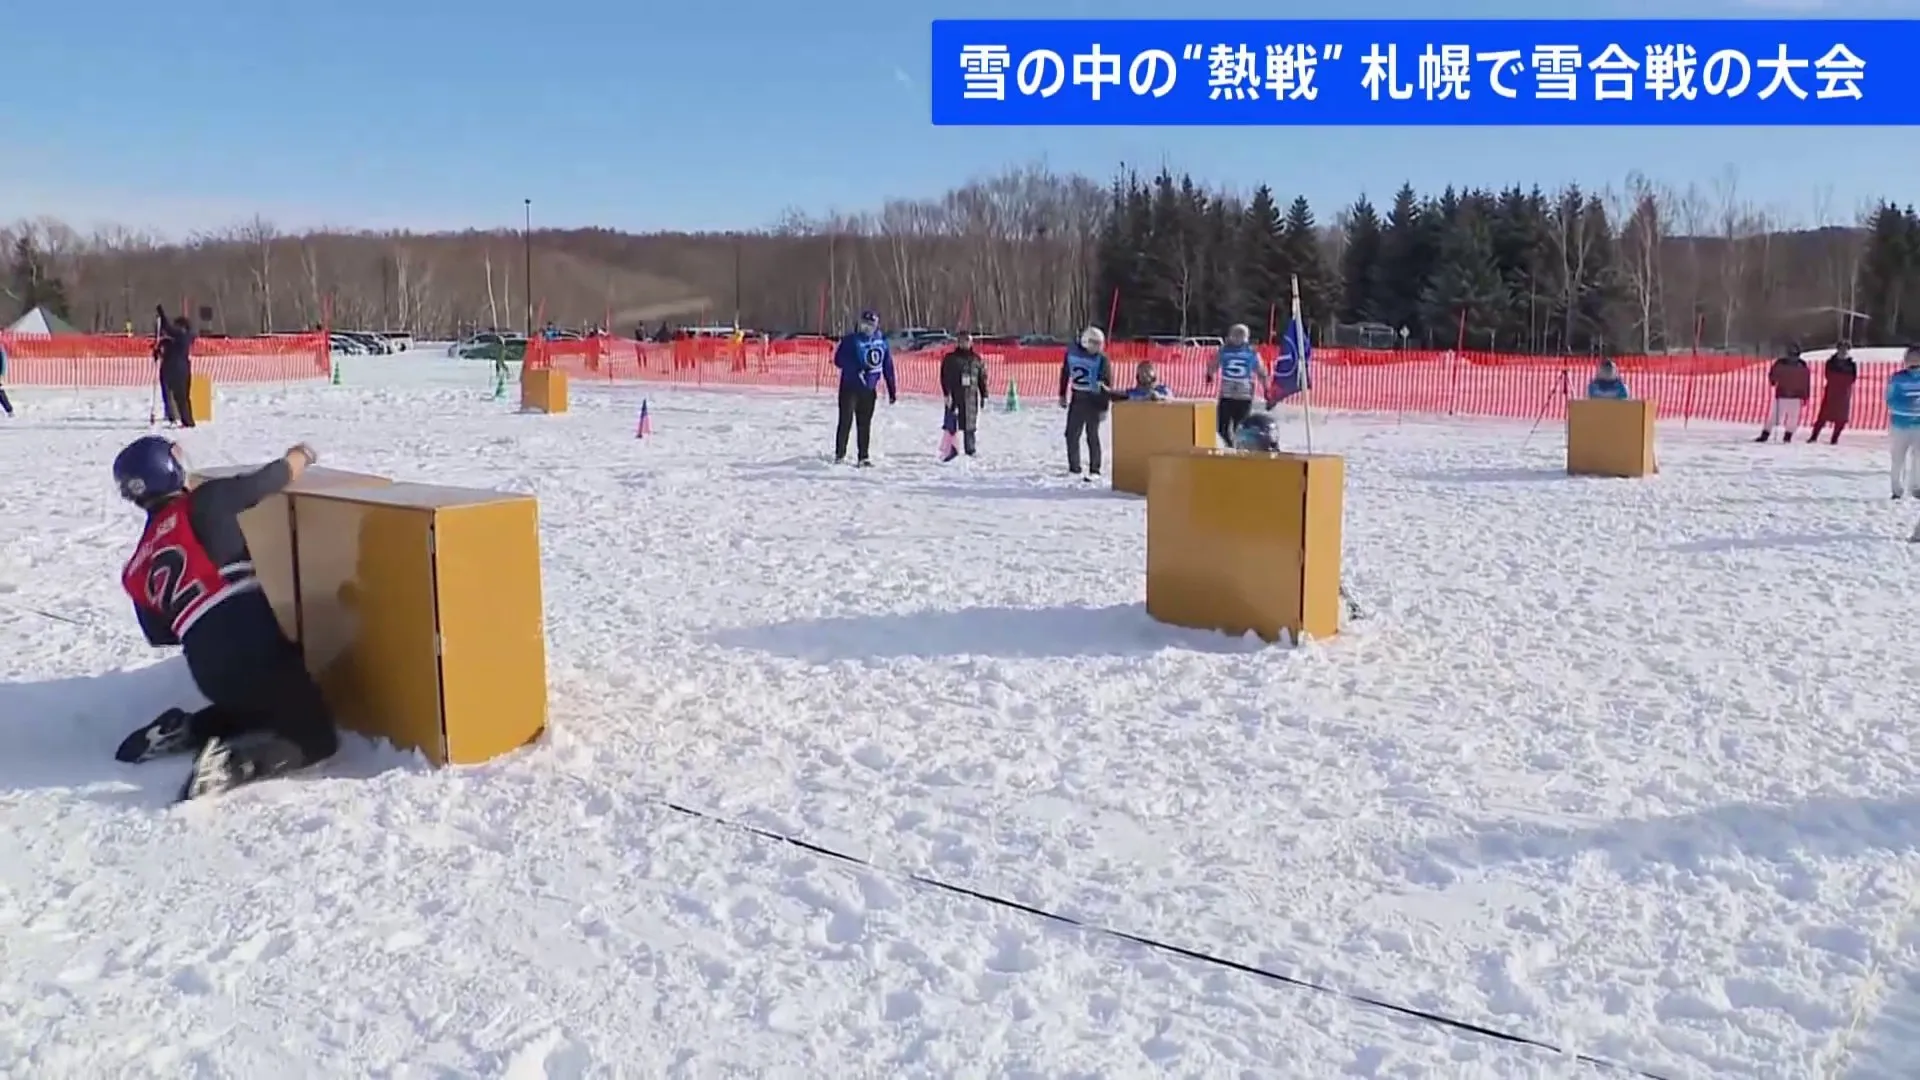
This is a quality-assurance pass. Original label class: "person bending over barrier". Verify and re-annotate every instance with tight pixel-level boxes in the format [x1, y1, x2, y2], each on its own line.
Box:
[112, 436, 340, 801]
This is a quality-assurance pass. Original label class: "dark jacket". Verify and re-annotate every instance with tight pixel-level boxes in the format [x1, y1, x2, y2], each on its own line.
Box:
[939, 348, 988, 429]
[156, 311, 197, 370]
[132, 461, 296, 701]
[1817, 352, 1858, 424]
[1768, 355, 1811, 400]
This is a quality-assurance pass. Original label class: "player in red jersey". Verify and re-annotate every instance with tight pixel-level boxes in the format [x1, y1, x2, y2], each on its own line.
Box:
[111, 436, 339, 800]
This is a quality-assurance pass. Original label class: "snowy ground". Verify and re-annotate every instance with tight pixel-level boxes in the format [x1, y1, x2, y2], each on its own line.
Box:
[3, 358, 1920, 1078]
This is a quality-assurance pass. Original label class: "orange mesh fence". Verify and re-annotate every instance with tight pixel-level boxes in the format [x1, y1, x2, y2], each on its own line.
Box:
[0, 332, 331, 387]
[532, 336, 1886, 430]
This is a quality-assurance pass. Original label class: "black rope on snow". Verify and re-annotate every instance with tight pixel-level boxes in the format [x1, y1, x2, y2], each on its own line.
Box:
[659, 800, 1670, 1080]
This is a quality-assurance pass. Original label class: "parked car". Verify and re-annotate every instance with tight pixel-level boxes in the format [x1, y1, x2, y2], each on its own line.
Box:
[902, 331, 955, 353]
[452, 332, 528, 362]
[340, 331, 393, 354]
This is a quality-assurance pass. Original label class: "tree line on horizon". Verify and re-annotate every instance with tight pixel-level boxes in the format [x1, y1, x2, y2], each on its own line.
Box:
[3, 163, 1919, 355]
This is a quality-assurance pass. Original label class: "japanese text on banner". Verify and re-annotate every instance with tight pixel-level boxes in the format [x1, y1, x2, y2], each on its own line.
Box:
[954, 40, 1866, 104]
[929, 20, 1912, 126]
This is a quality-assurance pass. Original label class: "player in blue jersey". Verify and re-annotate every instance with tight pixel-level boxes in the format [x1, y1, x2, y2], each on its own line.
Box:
[1204, 324, 1269, 446]
[1587, 359, 1629, 399]
[1118, 360, 1171, 401]
[1057, 327, 1114, 478]
[831, 309, 896, 465]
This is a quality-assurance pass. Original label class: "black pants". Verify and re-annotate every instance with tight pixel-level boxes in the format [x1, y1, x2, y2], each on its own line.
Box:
[1216, 396, 1253, 445]
[835, 383, 877, 461]
[160, 361, 194, 427]
[944, 403, 979, 457]
[1065, 394, 1105, 473]
[186, 634, 338, 763]
[0, 385, 11, 415]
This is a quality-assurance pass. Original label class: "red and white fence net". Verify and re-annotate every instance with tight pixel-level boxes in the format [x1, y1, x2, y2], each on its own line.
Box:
[527, 338, 1874, 430]
[0, 332, 331, 388]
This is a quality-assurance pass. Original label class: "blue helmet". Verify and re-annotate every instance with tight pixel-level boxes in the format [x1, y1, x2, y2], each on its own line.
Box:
[113, 435, 186, 507]
[857, 309, 879, 333]
[1233, 411, 1281, 452]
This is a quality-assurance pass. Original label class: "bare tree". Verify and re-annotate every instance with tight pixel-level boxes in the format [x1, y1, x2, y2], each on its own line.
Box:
[1544, 185, 1604, 352]
[1709, 167, 1753, 349]
[237, 216, 278, 333]
[1611, 173, 1668, 353]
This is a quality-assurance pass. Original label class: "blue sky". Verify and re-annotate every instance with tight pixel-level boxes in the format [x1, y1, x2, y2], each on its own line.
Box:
[1, 0, 1912, 237]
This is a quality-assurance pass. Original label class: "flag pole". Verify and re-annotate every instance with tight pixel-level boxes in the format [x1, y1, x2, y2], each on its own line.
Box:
[1293, 274, 1314, 455]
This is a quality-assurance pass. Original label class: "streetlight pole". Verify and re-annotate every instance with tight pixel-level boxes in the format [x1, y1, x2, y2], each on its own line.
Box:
[732, 239, 742, 331]
[523, 199, 533, 337]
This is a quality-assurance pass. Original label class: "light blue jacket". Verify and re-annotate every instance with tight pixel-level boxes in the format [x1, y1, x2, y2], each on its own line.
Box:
[1586, 377, 1628, 399]
[1887, 368, 1920, 430]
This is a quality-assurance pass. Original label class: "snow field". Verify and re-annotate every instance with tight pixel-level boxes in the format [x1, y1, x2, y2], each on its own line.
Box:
[1, 359, 1918, 1078]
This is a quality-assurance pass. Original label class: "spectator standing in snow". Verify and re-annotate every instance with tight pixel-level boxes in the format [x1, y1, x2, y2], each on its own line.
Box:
[155, 306, 198, 428]
[1058, 327, 1114, 479]
[0, 338, 14, 416]
[1808, 344, 1859, 444]
[1204, 323, 1268, 446]
[1586, 358, 1628, 399]
[1885, 348, 1920, 499]
[1756, 347, 1811, 442]
[937, 331, 988, 459]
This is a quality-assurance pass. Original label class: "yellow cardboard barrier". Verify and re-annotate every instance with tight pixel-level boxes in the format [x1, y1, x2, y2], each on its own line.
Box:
[1146, 449, 1344, 643]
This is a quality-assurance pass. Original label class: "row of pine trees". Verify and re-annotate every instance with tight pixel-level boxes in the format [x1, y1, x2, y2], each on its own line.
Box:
[1091, 169, 1920, 354]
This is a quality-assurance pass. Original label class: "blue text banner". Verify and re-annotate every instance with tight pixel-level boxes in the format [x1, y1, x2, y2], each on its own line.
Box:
[929, 20, 1916, 126]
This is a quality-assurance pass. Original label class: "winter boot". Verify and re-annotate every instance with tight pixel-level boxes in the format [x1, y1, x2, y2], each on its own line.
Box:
[1783, 431, 1795, 443]
[1755, 430, 1771, 442]
[177, 732, 317, 802]
[115, 708, 199, 764]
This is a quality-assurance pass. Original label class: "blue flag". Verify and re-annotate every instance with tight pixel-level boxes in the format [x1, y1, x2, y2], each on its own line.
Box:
[1268, 284, 1311, 406]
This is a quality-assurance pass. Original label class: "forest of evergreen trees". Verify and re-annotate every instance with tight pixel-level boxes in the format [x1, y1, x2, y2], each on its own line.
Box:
[1092, 169, 1920, 355]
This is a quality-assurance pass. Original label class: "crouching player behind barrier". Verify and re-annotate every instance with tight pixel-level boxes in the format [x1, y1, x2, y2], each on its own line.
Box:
[1116, 361, 1171, 401]
[1233, 411, 1282, 452]
[112, 436, 340, 801]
